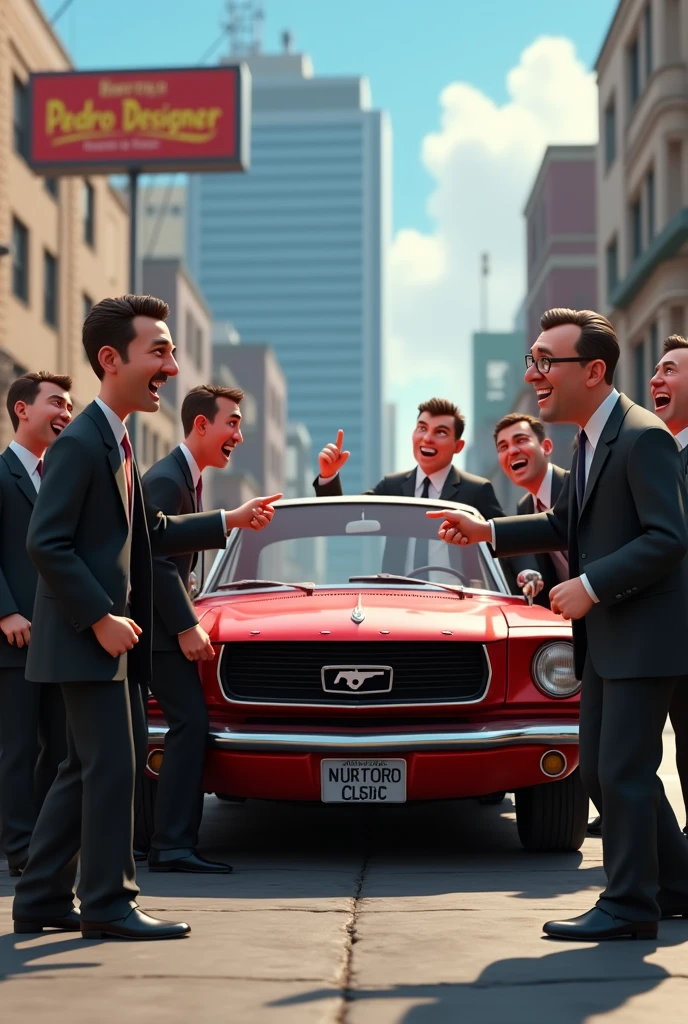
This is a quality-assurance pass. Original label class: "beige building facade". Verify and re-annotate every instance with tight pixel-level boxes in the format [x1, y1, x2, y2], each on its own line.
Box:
[597, 0, 688, 406]
[0, 0, 130, 447]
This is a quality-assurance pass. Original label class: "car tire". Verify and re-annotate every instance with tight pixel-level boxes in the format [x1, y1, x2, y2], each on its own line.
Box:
[515, 768, 588, 852]
[134, 772, 158, 852]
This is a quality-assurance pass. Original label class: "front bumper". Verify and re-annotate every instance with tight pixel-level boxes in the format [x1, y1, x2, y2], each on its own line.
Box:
[147, 718, 579, 800]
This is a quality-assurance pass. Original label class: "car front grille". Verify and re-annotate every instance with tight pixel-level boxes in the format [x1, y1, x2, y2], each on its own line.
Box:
[218, 641, 490, 706]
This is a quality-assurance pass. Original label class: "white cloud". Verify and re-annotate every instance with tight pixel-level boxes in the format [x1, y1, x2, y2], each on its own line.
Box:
[388, 36, 598, 464]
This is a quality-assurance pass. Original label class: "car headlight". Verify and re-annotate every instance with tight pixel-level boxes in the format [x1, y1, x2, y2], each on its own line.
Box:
[531, 641, 579, 698]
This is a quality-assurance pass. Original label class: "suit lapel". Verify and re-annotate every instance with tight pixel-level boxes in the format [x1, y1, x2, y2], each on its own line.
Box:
[172, 447, 196, 510]
[579, 395, 628, 517]
[84, 403, 130, 527]
[401, 470, 417, 497]
[1, 448, 37, 508]
[440, 465, 462, 501]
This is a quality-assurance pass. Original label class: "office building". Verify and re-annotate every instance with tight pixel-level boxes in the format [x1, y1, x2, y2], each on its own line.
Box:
[187, 46, 390, 495]
[597, 0, 688, 407]
[0, 0, 129, 446]
[138, 184, 187, 260]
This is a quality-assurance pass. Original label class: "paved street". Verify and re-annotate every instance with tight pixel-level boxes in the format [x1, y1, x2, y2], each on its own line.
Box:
[2, 729, 687, 1024]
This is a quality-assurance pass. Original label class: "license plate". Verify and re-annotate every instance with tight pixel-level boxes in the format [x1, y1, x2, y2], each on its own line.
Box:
[320, 758, 407, 803]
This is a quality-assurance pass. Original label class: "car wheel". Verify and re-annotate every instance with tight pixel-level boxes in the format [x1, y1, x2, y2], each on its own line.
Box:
[134, 772, 158, 852]
[515, 768, 587, 852]
[478, 791, 507, 805]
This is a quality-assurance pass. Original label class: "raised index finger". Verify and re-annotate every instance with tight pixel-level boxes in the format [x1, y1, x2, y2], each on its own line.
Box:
[425, 509, 455, 518]
[336, 429, 344, 452]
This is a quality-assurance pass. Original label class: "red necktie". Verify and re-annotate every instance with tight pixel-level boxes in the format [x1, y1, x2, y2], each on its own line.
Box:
[196, 476, 203, 512]
[121, 433, 133, 520]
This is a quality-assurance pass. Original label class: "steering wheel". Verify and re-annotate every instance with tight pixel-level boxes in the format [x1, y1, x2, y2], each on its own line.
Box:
[409, 564, 470, 586]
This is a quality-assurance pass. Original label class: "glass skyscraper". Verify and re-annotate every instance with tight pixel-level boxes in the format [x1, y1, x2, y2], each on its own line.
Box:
[186, 51, 390, 495]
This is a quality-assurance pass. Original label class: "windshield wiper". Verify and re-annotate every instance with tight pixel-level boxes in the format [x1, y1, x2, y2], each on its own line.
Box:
[349, 574, 465, 599]
[215, 579, 315, 595]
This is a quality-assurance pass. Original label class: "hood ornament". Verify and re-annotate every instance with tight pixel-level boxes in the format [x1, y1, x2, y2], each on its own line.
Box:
[351, 595, 365, 624]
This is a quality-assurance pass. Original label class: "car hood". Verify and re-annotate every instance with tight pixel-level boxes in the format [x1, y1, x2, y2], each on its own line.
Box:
[197, 588, 510, 643]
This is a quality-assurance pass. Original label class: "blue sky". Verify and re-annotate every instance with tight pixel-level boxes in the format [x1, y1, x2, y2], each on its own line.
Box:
[42, 0, 617, 234]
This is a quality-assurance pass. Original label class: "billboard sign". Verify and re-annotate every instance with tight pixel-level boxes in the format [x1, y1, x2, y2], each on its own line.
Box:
[29, 65, 250, 175]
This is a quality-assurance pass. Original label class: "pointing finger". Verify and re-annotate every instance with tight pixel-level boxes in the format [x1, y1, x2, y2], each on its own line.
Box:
[336, 429, 344, 452]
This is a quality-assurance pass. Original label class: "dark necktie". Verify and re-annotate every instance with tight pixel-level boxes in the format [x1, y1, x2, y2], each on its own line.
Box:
[414, 476, 432, 568]
[196, 476, 203, 512]
[681, 445, 688, 475]
[36, 459, 43, 480]
[121, 433, 134, 521]
[576, 429, 588, 512]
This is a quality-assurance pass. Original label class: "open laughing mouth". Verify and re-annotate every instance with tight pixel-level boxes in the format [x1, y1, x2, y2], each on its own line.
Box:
[148, 375, 168, 399]
[510, 458, 528, 472]
[419, 446, 438, 457]
[654, 392, 671, 411]
[221, 442, 235, 458]
[50, 421, 65, 437]
[536, 387, 553, 405]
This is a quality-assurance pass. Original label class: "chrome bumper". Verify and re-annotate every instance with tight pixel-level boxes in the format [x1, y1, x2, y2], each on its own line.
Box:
[147, 719, 578, 754]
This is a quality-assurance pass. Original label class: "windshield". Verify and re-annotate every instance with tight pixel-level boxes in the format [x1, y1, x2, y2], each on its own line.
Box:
[206, 501, 505, 593]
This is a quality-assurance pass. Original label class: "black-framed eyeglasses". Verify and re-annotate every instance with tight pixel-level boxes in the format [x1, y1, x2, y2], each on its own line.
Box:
[525, 354, 589, 374]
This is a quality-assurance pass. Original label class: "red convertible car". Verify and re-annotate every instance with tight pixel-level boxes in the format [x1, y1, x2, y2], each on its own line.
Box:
[141, 495, 587, 852]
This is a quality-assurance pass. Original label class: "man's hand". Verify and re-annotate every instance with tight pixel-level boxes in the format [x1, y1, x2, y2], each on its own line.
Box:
[425, 509, 492, 546]
[225, 494, 283, 532]
[0, 613, 31, 648]
[549, 577, 594, 620]
[318, 430, 350, 480]
[92, 613, 143, 657]
[178, 623, 214, 662]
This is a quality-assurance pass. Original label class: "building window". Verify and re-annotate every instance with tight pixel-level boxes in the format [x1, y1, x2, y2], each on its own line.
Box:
[83, 292, 94, 322]
[604, 98, 617, 169]
[13, 77, 30, 160]
[630, 198, 643, 261]
[83, 182, 95, 247]
[45, 178, 59, 200]
[152, 433, 159, 465]
[646, 167, 655, 241]
[43, 251, 59, 328]
[649, 321, 659, 372]
[645, 4, 654, 78]
[670, 305, 685, 336]
[628, 37, 641, 108]
[11, 217, 29, 303]
[634, 341, 647, 407]
[668, 139, 683, 217]
[606, 239, 619, 300]
[665, 0, 681, 63]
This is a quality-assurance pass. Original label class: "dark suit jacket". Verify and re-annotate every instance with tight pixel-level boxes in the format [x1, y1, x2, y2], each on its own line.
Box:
[314, 463, 505, 520]
[493, 394, 688, 680]
[0, 447, 41, 668]
[25, 402, 227, 685]
[142, 447, 201, 652]
[516, 464, 569, 609]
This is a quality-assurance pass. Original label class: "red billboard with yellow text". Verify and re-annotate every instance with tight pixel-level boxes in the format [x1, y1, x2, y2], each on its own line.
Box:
[29, 66, 250, 174]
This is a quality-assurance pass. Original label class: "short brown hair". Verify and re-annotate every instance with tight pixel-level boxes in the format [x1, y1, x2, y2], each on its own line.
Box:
[540, 308, 620, 385]
[82, 294, 170, 379]
[7, 371, 72, 431]
[181, 384, 244, 436]
[493, 412, 546, 445]
[663, 334, 688, 354]
[417, 398, 466, 440]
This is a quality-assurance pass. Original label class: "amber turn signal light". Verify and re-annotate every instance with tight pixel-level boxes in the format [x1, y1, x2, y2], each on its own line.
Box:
[540, 750, 567, 778]
[146, 749, 164, 776]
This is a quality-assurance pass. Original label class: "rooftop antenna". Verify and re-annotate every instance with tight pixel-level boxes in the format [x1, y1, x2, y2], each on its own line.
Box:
[480, 252, 490, 332]
[226, 0, 265, 55]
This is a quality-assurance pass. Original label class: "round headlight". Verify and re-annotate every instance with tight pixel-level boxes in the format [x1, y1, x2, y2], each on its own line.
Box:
[531, 641, 579, 698]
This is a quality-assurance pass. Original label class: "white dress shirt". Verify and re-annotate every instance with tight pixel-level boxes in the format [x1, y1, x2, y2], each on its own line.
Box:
[405, 464, 454, 575]
[534, 463, 554, 510]
[95, 396, 127, 459]
[8, 440, 43, 493]
[675, 426, 688, 451]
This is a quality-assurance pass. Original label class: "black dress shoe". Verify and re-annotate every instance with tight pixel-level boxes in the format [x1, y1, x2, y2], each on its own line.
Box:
[586, 815, 602, 837]
[133, 848, 149, 862]
[81, 907, 190, 941]
[543, 907, 657, 941]
[148, 851, 232, 874]
[14, 908, 81, 934]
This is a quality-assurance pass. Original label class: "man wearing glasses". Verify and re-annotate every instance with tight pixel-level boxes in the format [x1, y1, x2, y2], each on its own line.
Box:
[428, 307, 688, 942]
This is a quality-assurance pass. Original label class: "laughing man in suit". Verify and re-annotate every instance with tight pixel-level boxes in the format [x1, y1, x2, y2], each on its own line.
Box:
[0, 372, 72, 877]
[430, 308, 688, 941]
[493, 412, 569, 609]
[13, 295, 281, 941]
[142, 384, 245, 874]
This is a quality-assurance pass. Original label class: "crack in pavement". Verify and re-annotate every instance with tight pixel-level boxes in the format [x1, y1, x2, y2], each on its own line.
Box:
[334, 853, 370, 1024]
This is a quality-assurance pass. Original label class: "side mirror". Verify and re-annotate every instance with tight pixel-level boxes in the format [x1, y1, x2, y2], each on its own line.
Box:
[188, 571, 200, 599]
